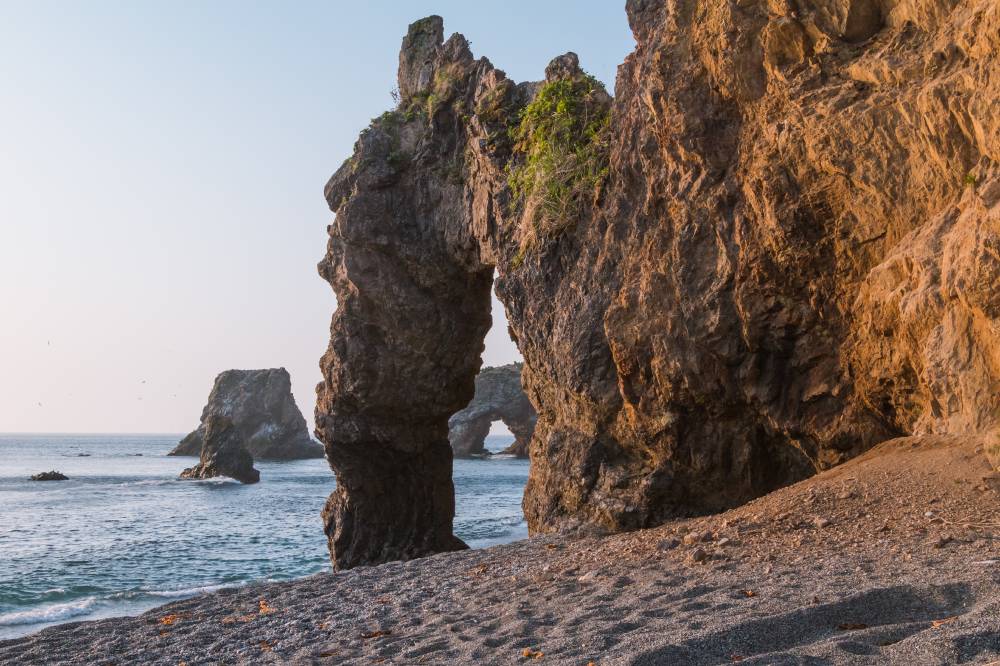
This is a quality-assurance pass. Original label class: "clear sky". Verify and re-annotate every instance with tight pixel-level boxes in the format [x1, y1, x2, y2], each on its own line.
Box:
[0, 1, 634, 434]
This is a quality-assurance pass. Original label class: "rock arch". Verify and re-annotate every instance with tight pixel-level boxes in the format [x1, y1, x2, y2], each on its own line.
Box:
[318, 6, 1000, 571]
[449, 364, 537, 458]
[316, 18, 501, 569]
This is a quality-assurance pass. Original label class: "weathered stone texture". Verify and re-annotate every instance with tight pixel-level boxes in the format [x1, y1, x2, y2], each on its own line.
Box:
[318, 3, 999, 568]
[171, 368, 322, 460]
[180, 415, 260, 484]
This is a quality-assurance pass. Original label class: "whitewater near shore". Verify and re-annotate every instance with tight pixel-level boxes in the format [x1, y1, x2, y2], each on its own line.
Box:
[2, 436, 998, 665]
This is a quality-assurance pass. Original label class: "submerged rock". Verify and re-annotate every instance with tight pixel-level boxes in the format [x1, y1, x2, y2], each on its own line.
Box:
[180, 416, 260, 484]
[30, 471, 68, 481]
[449, 364, 536, 458]
[170, 368, 322, 460]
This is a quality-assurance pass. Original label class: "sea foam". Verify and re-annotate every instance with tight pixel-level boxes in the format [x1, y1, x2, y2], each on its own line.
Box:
[0, 597, 99, 626]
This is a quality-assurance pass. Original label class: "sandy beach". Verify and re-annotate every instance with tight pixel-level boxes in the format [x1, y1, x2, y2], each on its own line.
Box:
[3, 436, 997, 665]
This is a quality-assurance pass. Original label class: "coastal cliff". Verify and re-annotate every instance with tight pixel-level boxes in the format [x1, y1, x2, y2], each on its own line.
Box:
[317, 1, 998, 568]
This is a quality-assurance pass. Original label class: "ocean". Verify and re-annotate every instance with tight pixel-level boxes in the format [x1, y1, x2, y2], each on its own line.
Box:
[0, 433, 528, 640]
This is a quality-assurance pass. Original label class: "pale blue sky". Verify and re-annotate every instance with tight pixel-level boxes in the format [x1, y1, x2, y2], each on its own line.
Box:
[0, 1, 634, 433]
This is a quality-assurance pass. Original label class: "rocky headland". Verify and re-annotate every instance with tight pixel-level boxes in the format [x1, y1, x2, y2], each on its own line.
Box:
[449, 363, 536, 458]
[179, 415, 261, 484]
[316, 0, 998, 570]
[171, 368, 322, 460]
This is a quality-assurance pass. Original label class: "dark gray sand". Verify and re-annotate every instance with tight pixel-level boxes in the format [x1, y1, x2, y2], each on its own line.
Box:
[3, 436, 998, 665]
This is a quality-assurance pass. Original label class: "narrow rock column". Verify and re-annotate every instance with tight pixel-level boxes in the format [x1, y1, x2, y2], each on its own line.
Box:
[316, 241, 492, 568]
[315, 16, 495, 570]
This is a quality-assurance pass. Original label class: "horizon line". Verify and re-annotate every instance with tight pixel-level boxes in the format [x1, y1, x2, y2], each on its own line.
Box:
[0, 431, 188, 437]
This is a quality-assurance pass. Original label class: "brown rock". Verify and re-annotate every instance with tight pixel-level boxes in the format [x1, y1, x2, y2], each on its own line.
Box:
[932, 535, 954, 549]
[317, 3, 999, 569]
[682, 532, 703, 546]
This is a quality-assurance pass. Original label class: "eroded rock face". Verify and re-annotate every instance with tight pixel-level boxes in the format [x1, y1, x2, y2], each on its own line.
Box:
[180, 415, 260, 484]
[318, 4, 999, 568]
[449, 363, 537, 458]
[171, 369, 322, 460]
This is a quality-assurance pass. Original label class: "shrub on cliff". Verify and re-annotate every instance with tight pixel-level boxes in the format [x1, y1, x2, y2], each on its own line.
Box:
[507, 72, 611, 241]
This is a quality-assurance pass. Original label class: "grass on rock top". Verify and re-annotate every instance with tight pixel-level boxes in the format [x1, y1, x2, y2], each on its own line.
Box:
[507, 72, 611, 244]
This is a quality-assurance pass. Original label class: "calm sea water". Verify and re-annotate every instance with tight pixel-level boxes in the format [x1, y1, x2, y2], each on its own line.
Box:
[0, 433, 528, 640]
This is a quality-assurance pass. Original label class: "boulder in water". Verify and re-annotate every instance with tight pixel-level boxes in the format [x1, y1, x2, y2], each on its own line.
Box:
[30, 471, 68, 481]
[180, 415, 260, 484]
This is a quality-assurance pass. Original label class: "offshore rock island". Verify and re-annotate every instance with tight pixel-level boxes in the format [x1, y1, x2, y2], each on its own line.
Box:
[170, 368, 323, 460]
[449, 363, 536, 458]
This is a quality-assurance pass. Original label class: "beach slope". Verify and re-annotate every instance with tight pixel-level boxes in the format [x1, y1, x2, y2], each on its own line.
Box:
[3, 436, 997, 665]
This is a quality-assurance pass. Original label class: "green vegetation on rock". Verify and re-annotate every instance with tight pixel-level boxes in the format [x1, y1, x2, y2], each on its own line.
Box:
[404, 63, 465, 119]
[507, 72, 611, 239]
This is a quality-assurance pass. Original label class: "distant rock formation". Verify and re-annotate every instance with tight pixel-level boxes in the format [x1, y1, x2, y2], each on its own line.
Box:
[449, 364, 536, 458]
[180, 415, 260, 484]
[500, 438, 529, 458]
[170, 368, 322, 460]
[30, 471, 68, 481]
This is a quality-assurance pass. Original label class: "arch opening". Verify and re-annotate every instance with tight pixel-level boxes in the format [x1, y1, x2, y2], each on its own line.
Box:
[315, 16, 534, 570]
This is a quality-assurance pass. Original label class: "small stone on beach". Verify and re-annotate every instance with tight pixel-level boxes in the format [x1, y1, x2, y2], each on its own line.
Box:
[932, 535, 953, 549]
[689, 547, 709, 563]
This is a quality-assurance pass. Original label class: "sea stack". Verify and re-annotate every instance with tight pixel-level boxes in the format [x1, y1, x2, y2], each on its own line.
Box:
[449, 363, 536, 458]
[180, 415, 260, 484]
[170, 368, 322, 460]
